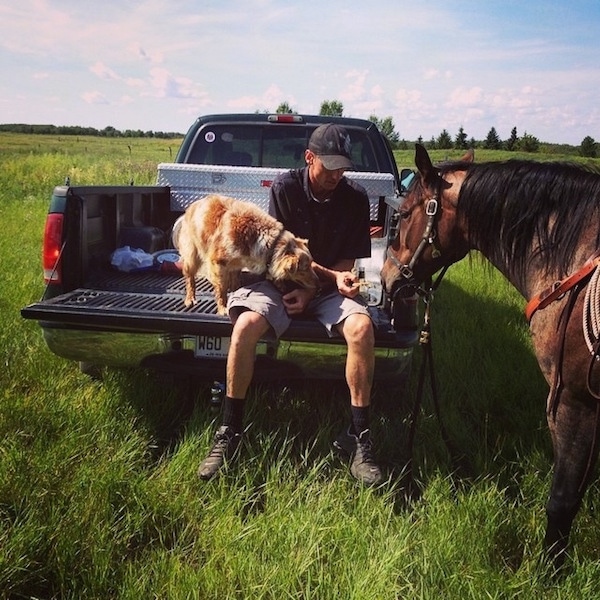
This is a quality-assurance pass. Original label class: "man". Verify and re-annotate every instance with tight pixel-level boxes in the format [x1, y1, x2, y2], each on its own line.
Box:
[197, 123, 382, 486]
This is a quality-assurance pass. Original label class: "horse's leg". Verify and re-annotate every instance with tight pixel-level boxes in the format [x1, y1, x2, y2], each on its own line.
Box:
[544, 389, 600, 568]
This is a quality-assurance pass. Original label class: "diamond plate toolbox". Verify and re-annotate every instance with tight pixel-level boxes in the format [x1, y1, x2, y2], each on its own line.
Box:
[157, 163, 397, 219]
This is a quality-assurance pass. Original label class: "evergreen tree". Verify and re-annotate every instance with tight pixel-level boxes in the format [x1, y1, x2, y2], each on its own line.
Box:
[483, 127, 502, 150]
[505, 126, 518, 151]
[517, 132, 540, 153]
[437, 129, 452, 150]
[580, 136, 598, 158]
[454, 126, 468, 149]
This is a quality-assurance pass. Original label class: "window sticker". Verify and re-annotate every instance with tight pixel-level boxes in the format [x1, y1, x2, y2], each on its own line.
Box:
[205, 131, 216, 143]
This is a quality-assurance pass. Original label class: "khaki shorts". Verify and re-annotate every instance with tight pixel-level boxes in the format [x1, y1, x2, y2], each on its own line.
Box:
[227, 280, 372, 339]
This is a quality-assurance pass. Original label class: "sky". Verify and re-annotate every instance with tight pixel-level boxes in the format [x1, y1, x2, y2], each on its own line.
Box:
[1, 0, 599, 145]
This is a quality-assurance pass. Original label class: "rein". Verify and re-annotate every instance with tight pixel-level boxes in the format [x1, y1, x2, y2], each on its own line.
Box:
[404, 265, 460, 485]
[386, 177, 459, 481]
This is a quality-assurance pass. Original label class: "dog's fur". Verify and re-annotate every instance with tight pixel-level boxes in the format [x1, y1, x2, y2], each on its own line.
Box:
[177, 194, 319, 314]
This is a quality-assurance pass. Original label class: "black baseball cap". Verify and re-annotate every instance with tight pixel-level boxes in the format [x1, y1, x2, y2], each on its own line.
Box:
[308, 124, 354, 170]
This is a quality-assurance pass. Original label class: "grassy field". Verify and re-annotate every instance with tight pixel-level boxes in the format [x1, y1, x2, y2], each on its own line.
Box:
[1, 133, 600, 598]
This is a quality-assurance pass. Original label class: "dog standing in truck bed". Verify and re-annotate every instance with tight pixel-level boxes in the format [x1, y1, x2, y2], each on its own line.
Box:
[177, 194, 319, 314]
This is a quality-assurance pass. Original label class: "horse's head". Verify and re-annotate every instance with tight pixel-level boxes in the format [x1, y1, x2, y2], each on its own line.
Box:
[381, 144, 473, 297]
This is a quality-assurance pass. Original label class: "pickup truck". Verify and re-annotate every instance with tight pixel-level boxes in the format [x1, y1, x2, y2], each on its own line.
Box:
[21, 113, 418, 387]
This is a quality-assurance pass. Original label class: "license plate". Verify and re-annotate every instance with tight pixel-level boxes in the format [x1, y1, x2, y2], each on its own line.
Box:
[194, 336, 230, 358]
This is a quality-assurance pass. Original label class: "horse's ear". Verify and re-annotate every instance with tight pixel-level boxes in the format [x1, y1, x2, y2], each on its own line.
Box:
[414, 143, 438, 190]
[460, 148, 474, 163]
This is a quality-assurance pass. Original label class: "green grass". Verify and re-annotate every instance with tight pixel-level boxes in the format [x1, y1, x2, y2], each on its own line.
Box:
[2, 133, 600, 598]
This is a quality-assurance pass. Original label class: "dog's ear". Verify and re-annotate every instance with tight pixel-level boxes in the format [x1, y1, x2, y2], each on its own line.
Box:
[269, 253, 298, 282]
[297, 252, 312, 270]
[294, 237, 310, 251]
[283, 254, 299, 274]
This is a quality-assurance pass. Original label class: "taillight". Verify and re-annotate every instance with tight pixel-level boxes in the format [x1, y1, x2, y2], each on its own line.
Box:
[43, 213, 64, 284]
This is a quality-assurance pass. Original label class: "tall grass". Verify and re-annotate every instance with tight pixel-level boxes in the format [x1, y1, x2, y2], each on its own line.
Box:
[1, 134, 599, 598]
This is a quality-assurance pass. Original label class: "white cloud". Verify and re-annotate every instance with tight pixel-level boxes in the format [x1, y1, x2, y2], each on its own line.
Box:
[82, 91, 109, 105]
[227, 84, 291, 112]
[125, 77, 145, 88]
[90, 62, 120, 81]
[446, 87, 484, 108]
[147, 67, 208, 100]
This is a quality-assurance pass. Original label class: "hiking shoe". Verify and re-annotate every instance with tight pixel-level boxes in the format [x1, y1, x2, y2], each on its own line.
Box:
[197, 425, 242, 480]
[334, 427, 383, 486]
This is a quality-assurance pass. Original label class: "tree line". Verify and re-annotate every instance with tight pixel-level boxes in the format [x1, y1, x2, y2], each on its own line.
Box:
[416, 126, 598, 158]
[2, 102, 598, 158]
[279, 100, 598, 158]
[0, 123, 182, 139]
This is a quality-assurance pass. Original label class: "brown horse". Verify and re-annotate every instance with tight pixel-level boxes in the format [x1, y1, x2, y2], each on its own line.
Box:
[382, 144, 600, 568]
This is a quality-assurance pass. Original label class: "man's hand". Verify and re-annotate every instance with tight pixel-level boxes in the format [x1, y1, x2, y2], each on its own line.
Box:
[336, 270, 360, 298]
[282, 287, 316, 315]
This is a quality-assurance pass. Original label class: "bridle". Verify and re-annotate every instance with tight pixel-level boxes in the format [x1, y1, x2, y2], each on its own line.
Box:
[386, 174, 444, 286]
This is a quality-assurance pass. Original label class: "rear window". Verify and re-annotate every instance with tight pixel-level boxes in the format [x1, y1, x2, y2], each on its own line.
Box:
[185, 124, 379, 171]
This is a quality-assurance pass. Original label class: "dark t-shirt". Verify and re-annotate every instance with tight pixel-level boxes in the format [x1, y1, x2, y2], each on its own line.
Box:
[268, 167, 371, 269]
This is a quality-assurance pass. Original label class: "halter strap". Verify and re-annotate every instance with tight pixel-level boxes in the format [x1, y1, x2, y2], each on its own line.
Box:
[525, 250, 600, 322]
[387, 191, 441, 281]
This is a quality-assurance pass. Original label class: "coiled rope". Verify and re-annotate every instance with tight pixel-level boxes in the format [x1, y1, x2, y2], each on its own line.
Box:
[583, 265, 600, 356]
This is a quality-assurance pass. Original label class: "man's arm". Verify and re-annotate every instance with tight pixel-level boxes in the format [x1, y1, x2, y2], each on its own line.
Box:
[282, 258, 360, 316]
[312, 259, 360, 298]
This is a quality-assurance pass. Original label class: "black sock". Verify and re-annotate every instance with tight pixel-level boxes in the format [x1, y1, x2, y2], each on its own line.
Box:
[222, 396, 245, 432]
[350, 405, 370, 436]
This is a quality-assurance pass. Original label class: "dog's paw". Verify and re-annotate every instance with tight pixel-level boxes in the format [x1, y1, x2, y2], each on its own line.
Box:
[216, 303, 228, 316]
[184, 296, 197, 308]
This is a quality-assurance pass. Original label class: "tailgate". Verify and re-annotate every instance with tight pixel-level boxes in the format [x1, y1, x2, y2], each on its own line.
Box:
[23, 271, 232, 337]
[21, 271, 413, 346]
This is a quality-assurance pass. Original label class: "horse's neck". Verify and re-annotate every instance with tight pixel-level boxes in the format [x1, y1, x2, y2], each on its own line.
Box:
[479, 242, 598, 303]
[482, 256, 531, 300]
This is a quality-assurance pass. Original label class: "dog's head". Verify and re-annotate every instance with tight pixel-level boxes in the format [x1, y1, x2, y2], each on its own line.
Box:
[268, 234, 319, 291]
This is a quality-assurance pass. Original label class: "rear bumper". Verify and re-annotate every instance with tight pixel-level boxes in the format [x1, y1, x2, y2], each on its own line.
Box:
[40, 326, 414, 382]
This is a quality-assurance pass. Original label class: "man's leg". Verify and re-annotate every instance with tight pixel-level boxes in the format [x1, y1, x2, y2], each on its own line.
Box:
[334, 313, 383, 486]
[198, 310, 270, 480]
[226, 310, 270, 399]
[338, 313, 374, 408]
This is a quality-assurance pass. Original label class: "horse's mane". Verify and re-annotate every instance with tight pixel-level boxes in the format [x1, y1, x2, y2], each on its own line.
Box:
[443, 159, 600, 283]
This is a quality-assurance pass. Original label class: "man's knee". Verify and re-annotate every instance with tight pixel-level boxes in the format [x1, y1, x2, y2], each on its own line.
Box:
[231, 310, 270, 343]
[340, 313, 374, 346]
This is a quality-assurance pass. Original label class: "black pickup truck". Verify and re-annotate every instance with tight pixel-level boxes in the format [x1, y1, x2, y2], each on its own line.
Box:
[21, 113, 418, 384]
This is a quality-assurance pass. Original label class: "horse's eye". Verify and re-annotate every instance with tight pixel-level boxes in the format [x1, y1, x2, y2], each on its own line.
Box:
[399, 210, 410, 220]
